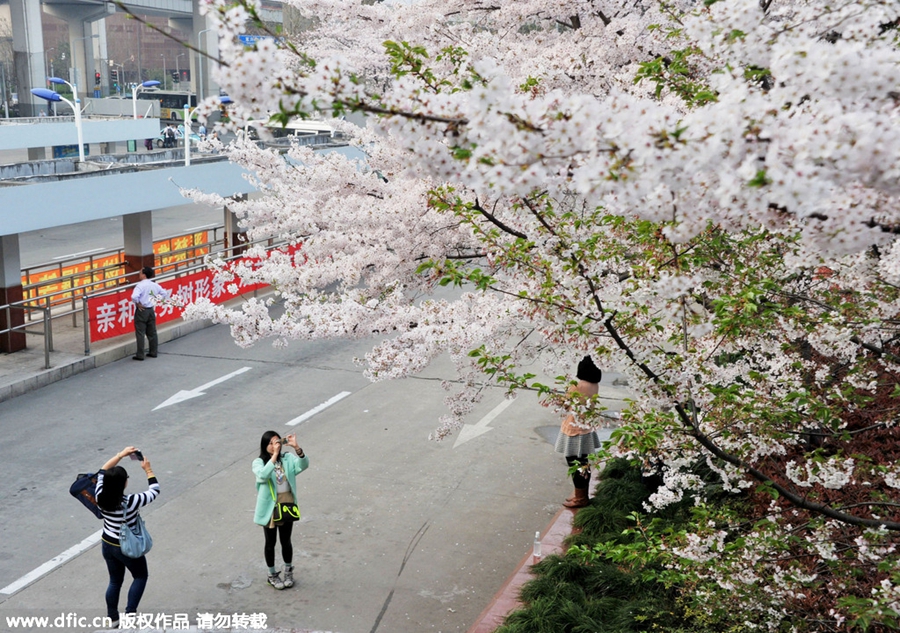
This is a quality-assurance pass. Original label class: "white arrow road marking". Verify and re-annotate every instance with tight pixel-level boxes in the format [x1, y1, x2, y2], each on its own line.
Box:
[453, 398, 516, 448]
[286, 391, 352, 426]
[0, 530, 102, 595]
[153, 366, 252, 411]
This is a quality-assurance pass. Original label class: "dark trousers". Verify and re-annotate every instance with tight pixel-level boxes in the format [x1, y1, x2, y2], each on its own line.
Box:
[263, 522, 294, 568]
[133, 307, 157, 359]
[101, 540, 148, 621]
[566, 455, 591, 490]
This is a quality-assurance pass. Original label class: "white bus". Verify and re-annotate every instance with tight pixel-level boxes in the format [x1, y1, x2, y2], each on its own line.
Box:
[264, 118, 337, 138]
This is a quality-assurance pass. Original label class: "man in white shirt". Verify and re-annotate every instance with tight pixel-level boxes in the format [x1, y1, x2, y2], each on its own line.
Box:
[131, 267, 170, 360]
[164, 125, 176, 148]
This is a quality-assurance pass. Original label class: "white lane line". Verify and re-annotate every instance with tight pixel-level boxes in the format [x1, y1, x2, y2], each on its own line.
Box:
[0, 530, 102, 595]
[51, 248, 105, 261]
[287, 391, 352, 426]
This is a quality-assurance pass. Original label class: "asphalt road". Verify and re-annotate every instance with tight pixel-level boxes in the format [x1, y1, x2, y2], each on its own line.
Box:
[0, 197, 634, 633]
[0, 319, 574, 633]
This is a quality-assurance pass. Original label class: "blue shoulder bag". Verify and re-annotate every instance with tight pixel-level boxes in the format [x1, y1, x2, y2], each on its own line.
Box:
[119, 500, 153, 558]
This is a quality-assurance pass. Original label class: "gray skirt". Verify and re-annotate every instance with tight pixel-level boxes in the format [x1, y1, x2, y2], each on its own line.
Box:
[555, 430, 601, 457]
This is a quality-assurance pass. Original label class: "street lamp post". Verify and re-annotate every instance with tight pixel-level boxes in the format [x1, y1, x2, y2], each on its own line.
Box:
[31, 82, 85, 162]
[132, 79, 161, 119]
[161, 54, 166, 90]
[184, 95, 231, 166]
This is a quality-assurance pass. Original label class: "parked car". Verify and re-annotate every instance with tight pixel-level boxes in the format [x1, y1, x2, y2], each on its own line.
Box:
[153, 125, 202, 148]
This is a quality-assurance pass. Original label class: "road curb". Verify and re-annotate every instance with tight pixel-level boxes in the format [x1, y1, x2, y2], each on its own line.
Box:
[466, 506, 576, 633]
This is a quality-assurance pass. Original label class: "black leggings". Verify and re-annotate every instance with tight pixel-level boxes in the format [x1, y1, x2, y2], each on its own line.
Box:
[566, 455, 591, 490]
[263, 522, 294, 568]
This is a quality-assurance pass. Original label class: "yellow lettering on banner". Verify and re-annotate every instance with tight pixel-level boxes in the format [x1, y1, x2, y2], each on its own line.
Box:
[25, 232, 209, 306]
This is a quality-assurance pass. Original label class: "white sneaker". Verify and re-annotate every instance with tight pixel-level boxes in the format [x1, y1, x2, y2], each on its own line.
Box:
[267, 572, 285, 590]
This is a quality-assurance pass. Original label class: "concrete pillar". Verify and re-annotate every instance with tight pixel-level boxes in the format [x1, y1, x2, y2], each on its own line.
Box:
[169, 18, 191, 89]
[192, 11, 219, 102]
[96, 22, 109, 97]
[9, 0, 46, 117]
[43, 4, 113, 101]
[76, 21, 108, 98]
[123, 212, 155, 282]
[0, 235, 26, 352]
[224, 196, 248, 258]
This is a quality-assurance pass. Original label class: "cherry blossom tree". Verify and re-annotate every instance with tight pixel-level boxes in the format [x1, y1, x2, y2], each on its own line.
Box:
[183, 0, 900, 628]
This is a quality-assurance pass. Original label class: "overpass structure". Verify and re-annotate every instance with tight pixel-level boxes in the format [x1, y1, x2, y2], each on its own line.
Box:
[9, 0, 283, 118]
[0, 111, 356, 356]
[0, 112, 259, 352]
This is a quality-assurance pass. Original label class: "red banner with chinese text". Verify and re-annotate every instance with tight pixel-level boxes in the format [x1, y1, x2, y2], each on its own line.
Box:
[87, 243, 301, 342]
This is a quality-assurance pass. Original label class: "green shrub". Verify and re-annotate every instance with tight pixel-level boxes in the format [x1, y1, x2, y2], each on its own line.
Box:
[494, 459, 721, 633]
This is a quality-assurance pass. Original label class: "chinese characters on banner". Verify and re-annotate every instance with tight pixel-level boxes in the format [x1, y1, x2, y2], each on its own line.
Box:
[87, 267, 266, 342]
[25, 254, 125, 306]
[86, 243, 301, 343]
[155, 232, 211, 274]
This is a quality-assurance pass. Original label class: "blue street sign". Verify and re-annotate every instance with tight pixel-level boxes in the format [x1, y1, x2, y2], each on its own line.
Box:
[238, 35, 285, 46]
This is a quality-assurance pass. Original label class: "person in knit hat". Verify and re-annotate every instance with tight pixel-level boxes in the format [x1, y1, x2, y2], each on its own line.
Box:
[554, 355, 602, 508]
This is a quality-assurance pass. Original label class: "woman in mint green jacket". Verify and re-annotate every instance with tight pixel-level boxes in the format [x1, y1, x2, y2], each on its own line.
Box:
[252, 431, 309, 590]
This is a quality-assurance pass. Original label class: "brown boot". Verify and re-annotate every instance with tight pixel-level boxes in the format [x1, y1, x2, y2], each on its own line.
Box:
[563, 488, 589, 508]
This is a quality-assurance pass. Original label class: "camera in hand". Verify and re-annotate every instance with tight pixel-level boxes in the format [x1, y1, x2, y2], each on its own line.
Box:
[130, 450, 144, 461]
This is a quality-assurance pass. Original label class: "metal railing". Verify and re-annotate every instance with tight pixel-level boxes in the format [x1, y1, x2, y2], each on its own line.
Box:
[20, 226, 227, 322]
[0, 302, 52, 368]
[80, 235, 279, 356]
[0, 231, 280, 369]
[1, 226, 225, 368]
[0, 113, 135, 126]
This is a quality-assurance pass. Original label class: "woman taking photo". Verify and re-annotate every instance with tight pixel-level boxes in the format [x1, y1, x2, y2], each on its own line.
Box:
[95, 446, 160, 627]
[253, 431, 309, 589]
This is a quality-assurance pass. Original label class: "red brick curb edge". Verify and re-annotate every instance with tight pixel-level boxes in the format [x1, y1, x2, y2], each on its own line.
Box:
[466, 507, 576, 633]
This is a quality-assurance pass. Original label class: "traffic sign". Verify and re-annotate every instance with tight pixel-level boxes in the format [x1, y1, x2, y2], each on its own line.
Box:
[238, 34, 285, 46]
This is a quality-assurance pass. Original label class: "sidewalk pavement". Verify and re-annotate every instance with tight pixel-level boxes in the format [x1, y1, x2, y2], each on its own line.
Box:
[0, 311, 214, 404]
[0, 314, 608, 633]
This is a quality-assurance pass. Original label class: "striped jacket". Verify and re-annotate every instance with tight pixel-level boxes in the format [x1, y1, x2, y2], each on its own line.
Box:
[96, 471, 161, 545]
